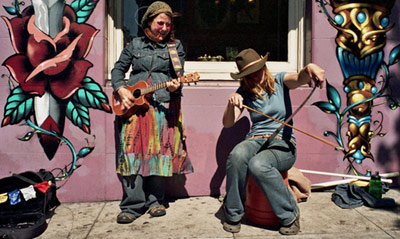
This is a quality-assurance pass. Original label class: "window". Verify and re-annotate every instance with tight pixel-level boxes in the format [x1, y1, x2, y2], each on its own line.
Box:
[106, 0, 305, 81]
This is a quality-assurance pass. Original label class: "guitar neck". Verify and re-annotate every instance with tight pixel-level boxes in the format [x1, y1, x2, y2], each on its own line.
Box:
[138, 73, 198, 96]
[140, 81, 170, 96]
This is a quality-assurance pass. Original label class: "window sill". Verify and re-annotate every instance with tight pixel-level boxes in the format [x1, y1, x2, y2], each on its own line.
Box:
[185, 61, 299, 80]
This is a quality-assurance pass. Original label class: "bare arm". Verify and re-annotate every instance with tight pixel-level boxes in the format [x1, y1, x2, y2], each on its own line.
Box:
[284, 63, 325, 89]
[223, 93, 244, 128]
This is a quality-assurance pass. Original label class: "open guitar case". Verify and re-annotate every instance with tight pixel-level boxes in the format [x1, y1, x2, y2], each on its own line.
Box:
[0, 169, 60, 239]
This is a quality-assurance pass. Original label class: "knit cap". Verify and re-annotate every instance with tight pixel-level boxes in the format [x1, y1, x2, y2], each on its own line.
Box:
[141, 1, 173, 28]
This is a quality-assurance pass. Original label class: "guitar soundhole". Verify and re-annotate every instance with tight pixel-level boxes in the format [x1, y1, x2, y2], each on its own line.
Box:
[133, 89, 141, 98]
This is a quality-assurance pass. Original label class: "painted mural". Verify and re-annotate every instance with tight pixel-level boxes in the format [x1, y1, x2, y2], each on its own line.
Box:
[1, 0, 111, 180]
[315, 0, 399, 175]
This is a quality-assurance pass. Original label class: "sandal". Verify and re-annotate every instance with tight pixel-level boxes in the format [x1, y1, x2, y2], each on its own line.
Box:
[279, 209, 300, 235]
[223, 219, 241, 233]
[149, 205, 166, 217]
[116, 213, 135, 224]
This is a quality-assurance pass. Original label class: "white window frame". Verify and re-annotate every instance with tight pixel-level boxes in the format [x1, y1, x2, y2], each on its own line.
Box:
[106, 0, 124, 80]
[106, 0, 305, 81]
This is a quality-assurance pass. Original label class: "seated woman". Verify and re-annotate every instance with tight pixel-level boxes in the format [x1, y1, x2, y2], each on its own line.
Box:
[222, 48, 324, 235]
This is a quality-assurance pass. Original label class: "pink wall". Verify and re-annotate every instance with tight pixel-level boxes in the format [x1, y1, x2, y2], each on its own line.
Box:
[0, 1, 399, 203]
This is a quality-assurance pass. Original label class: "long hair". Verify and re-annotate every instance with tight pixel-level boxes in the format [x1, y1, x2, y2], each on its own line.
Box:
[240, 66, 275, 100]
[143, 12, 175, 43]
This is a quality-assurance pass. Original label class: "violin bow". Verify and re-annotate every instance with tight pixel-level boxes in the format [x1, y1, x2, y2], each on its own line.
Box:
[243, 78, 345, 152]
[243, 105, 344, 151]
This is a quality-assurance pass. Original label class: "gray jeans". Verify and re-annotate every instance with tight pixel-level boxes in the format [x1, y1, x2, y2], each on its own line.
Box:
[224, 138, 298, 226]
[119, 175, 165, 218]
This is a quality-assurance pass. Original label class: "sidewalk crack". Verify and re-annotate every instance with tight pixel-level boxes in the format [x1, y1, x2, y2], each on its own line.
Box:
[354, 208, 396, 239]
[83, 202, 107, 239]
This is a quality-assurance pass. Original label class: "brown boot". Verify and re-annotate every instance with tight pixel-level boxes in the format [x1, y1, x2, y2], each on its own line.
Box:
[149, 205, 166, 217]
[116, 213, 135, 224]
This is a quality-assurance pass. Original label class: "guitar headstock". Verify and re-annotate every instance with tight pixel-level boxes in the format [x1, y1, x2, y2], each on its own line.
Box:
[179, 72, 200, 85]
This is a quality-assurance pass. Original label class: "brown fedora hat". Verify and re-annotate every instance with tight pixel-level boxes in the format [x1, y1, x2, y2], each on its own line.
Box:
[230, 49, 269, 80]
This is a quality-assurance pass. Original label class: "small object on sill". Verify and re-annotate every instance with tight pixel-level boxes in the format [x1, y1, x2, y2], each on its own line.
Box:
[197, 54, 208, 61]
[197, 54, 224, 62]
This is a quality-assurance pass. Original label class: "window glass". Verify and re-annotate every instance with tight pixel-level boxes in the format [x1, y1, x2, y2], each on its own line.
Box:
[123, 0, 288, 62]
[107, 0, 304, 80]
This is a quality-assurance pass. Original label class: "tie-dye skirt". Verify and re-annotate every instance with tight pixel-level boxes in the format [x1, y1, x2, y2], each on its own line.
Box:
[116, 96, 193, 177]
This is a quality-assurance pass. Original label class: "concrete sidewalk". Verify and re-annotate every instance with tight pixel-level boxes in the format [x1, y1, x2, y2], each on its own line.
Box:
[39, 189, 400, 239]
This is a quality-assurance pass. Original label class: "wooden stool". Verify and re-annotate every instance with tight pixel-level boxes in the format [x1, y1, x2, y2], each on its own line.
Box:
[244, 171, 289, 226]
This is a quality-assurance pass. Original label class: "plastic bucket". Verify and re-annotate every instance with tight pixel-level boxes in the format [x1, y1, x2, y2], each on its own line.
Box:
[244, 171, 289, 226]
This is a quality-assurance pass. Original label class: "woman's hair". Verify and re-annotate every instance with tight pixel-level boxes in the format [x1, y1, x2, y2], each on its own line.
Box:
[143, 12, 175, 43]
[240, 66, 275, 100]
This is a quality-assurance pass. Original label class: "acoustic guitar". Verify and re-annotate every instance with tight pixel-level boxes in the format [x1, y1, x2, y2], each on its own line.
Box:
[112, 72, 199, 118]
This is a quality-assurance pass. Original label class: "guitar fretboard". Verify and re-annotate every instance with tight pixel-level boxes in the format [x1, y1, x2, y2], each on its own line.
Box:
[140, 81, 170, 96]
[137, 73, 198, 96]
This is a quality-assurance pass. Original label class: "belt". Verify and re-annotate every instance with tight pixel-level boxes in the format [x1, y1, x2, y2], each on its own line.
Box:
[248, 134, 296, 146]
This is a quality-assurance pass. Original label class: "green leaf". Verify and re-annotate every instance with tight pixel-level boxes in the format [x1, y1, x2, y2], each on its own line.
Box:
[2, 87, 33, 127]
[77, 146, 94, 158]
[72, 77, 111, 113]
[3, 6, 17, 15]
[312, 101, 337, 114]
[326, 80, 341, 110]
[389, 44, 400, 66]
[18, 131, 35, 141]
[70, 0, 98, 23]
[66, 101, 91, 134]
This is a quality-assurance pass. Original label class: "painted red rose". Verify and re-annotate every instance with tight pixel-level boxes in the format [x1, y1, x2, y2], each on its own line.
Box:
[2, 6, 99, 99]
